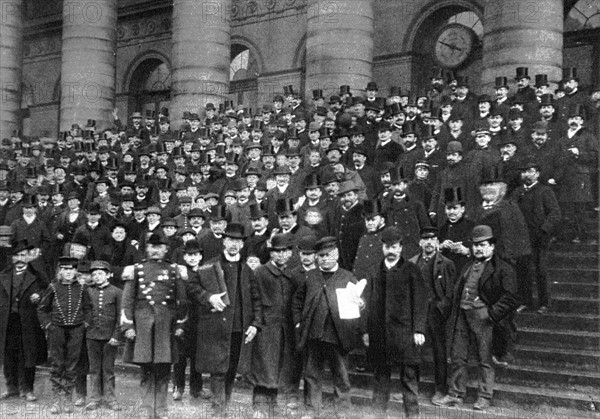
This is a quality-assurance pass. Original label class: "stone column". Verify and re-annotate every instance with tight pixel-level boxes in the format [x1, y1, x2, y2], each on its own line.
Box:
[0, 0, 23, 139]
[170, 0, 231, 128]
[59, 0, 117, 131]
[305, 0, 374, 98]
[482, 0, 563, 89]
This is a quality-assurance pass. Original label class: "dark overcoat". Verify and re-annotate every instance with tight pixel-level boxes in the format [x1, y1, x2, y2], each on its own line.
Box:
[0, 264, 48, 367]
[363, 258, 428, 366]
[556, 128, 598, 203]
[448, 254, 519, 354]
[352, 228, 384, 282]
[292, 267, 363, 354]
[187, 255, 262, 374]
[511, 182, 562, 245]
[383, 195, 431, 259]
[328, 202, 366, 271]
[409, 251, 456, 321]
[247, 262, 299, 389]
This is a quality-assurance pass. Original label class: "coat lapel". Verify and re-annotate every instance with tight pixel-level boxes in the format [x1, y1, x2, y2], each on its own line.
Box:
[0, 272, 10, 296]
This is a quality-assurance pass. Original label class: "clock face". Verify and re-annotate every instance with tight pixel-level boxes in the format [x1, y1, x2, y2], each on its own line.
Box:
[433, 24, 475, 69]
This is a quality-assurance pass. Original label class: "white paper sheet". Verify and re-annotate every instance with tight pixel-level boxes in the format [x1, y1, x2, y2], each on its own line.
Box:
[336, 279, 367, 320]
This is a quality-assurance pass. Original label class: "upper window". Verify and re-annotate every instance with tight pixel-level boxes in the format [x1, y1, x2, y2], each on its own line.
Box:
[231, 49, 250, 80]
[566, 0, 600, 31]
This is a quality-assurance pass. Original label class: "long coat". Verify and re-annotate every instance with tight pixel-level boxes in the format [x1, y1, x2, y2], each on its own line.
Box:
[352, 228, 384, 282]
[409, 251, 456, 321]
[247, 262, 299, 389]
[187, 255, 262, 374]
[327, 202, 366, 271]
[383, 195, 431, 259]
[511, 182, 562, 245]
[0, 263, 48, 368]
[121, 259, 188, 364]
[556, 128, 598, 203]
[363, 258, 428, 365]
[292, 267, 363, 354]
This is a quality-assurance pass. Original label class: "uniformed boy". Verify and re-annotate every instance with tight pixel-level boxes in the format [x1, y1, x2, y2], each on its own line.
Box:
[85, 261, 122, 411]
[37, 256, 93, 415]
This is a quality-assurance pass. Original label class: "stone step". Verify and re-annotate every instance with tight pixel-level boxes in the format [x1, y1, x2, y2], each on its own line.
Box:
[551, 281, 599, 298]
[514, 345, 600, 372]
[548, 253, 598, 269]
[549, 268, 598, 283]
[550, 296, 599, 314]
[516, 311, 600, 333]
[517, 327, 600, 351]
[551, 242, 599, 252]
[342, 373, 598, 413]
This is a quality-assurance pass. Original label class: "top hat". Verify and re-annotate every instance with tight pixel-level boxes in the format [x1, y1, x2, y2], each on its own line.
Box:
[456, 76, 469, 88]
[534, 74, 549, 88]
[444, 187, 464, 205]
[249, 202, 268, 219]
[210, 205, 229, 221]
[495, 76, 509, 89]
[312, 89, 324, 100]
[515, 67, 530, 80]
[431, 67, 446, 80]
[562, 67, 578, 83]
[21, 194, 37, 208]
[539, 93, 555, 107]
[275, 198, 296, 216]
[339, 85, 351, 96]
[389, 167, 407, 184]
[568, 104, 587, 119]
[363, 199, 384, 218]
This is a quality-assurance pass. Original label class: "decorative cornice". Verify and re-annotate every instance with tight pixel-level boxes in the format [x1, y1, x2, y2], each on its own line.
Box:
[117, 14, 172, 42]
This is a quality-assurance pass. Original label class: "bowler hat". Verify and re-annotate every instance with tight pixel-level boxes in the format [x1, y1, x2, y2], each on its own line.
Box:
[182, 240, 202, 254]
[337, 180, 359, 195]
[315, 236, 337, 255]
[381, 226, 403, 245]
[519, 158, 541, 171]
[297, 235, 317, 253]
[13, 239, 33, 254]
[532, 120, 549, 134]
[147, 233, 168, 246]
[471, 225, 495, 243]
[223, 223, 246, 239]
[88, 202, 102, 214]
[269, 233, 293, 250]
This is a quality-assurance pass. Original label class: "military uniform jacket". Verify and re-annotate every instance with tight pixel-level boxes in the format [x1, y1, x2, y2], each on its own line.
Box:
[86, 283, 122, 340]
[121, 259, 188, 364]
[37, 281, 93, 328]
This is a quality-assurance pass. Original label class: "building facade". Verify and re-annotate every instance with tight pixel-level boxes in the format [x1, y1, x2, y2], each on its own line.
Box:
[1, 0, 599, 138]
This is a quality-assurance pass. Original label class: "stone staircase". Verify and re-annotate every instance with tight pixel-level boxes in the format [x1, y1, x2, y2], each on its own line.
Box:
[342, 212, 600, 416]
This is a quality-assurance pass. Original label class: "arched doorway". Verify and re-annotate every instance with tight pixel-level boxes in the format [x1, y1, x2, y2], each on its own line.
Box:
[127, 58, 171, 120]
[564, 0, 600, 89]
[409, 5, 484, 94]
[230, 43, 259, 112]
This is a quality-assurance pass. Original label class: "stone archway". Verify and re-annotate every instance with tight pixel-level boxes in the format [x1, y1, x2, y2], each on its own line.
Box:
[230, 38, 262, 111]
[123, 55, 172, 122]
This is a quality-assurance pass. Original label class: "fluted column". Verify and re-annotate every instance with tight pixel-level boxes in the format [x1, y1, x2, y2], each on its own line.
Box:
[170, 0, 231, 128]
[0, 0, 23, 139]
[59, 0, 117, 131]
[305, 0, 374, 98]
[482, 0, 563, 89]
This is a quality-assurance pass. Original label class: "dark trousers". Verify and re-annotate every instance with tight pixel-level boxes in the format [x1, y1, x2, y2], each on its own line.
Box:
[525, 241, 550, 307]
[427, 308, 448, 394]
[210, 332, 243, 410]
[449, 309, 494, 400]
[87, 339, 117, 403]
[140, 363, 171, 417]
[4, 313, 36, 394]
[48, 324, 86, 397]
[373, 363, 420, 416]
[75, 337, 88, 398]
[173, 354, 203, 395]
[561, 202, 588, 239]
[508, 256, 531, 307]
[304, 340, 351, 414]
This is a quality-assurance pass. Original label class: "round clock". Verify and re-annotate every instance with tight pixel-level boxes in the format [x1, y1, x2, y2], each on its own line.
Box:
[433, 23, 476, 69]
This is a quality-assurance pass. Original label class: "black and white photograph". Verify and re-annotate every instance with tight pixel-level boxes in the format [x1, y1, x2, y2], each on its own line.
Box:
[0, 0, 599, 418]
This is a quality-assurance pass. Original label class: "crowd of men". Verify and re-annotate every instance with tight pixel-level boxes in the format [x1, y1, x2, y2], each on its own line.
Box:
[0, 65, 598, 419]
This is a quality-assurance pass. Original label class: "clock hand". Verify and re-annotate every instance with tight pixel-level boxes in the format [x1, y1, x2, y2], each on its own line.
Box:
[438, 40, 463, 52]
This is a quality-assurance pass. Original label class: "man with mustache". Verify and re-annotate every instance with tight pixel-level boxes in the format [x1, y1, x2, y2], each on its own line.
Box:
[435, 225, 519, 411]
[555, 104, 599, 244]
